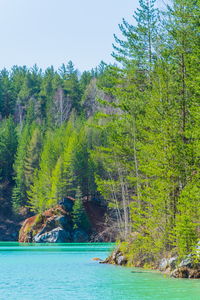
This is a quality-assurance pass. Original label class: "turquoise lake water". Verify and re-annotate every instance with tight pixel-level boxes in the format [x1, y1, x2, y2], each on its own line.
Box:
[0, 242, 200, 300]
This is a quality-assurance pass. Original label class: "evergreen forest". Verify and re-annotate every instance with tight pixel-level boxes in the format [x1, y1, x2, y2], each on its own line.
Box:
[0, 0, 200, 263]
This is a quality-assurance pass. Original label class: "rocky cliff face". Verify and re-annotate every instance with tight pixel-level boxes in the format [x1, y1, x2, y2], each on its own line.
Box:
[19, 197, 109, 243]
[19, 198, 89, 243]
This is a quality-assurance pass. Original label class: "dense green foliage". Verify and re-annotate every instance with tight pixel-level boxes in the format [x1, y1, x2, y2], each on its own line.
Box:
[0, 0, 199, 260]
[0, 118, 17, 215]
[94, 0, 200, 260]
[72, 186, 91, 232]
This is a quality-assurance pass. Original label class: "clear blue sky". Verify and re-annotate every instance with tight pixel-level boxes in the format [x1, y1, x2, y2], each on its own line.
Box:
[0, 0, 167, 72]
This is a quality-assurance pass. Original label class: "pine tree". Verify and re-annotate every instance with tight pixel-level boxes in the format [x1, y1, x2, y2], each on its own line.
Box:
[49, 157, 65, 206]
[0, 69, 15, 117]
[62, 61, 82, 113]
[28, 126, 65, 212]
[12, 123, 35, 211]
[113, 0, 159, 72]
[62, 132, 77, 198]
[24, 127, 42, 189]
[72, 186, 91, 232]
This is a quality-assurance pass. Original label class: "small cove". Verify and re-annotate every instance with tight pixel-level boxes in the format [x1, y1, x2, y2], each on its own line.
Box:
[0, 242, 199, 300]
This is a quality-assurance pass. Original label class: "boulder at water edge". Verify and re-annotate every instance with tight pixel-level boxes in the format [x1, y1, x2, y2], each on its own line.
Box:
[34, 227, 71, 243]
[19, 205, 73, 243]
[171, 248, 200, 278]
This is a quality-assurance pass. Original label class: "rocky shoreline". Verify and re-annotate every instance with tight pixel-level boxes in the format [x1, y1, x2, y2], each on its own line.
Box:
[101, 245, 200, 279]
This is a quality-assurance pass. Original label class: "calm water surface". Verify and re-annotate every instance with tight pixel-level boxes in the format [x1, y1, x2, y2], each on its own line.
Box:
[0, 242, 199, 300]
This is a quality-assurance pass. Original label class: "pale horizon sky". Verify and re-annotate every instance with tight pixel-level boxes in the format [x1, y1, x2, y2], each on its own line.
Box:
[0, 0, 167, 72]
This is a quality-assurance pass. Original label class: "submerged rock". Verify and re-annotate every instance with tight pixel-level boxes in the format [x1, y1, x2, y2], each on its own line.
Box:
[92, 257, 102, 261]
